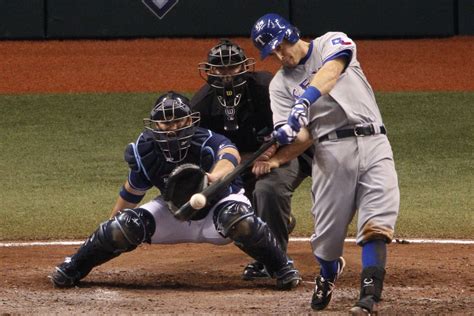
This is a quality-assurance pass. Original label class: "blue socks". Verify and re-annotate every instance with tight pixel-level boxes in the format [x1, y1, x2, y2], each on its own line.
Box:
[316, 256, 339, 281]
[362, 239, 387, 269]
[316, 240, 387, 280]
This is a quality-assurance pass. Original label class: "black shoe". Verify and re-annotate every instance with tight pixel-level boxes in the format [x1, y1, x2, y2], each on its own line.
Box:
[50, 258, 82, 288]
[274, 260, 301, 290]
[242, 261, 271, 281]
[288, 214, 297, 235]
[311, 257, 345, 310]
[349, 295, 378, 315]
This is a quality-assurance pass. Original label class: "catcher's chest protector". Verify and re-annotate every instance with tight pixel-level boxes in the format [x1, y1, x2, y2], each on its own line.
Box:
[127, 130, 215, 192]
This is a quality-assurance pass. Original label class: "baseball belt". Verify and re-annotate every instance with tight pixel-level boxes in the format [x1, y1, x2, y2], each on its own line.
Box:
[318, 124, 386, 143]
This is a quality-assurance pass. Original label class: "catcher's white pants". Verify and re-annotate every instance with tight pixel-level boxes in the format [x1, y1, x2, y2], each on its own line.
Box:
[140, 190, 250, 245]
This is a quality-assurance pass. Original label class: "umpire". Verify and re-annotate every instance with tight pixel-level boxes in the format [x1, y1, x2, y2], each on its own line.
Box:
[191, 39, 311, 282]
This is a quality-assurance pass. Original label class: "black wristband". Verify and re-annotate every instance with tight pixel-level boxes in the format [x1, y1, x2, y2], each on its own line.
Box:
[119, 186, 145, 204]
[218, 152, 239, 167]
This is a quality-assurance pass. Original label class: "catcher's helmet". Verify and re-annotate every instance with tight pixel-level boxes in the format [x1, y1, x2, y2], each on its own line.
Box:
[198, 39, 256, 131]
[144, 92, 200, 163]
[251, 13, 300, 60]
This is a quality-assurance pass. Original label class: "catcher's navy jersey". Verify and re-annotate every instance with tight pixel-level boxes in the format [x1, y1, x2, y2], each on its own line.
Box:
[124, 127, 242, 194]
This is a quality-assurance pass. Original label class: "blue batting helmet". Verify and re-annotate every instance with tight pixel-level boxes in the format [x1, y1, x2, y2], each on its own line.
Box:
[251, 13, 300, 59]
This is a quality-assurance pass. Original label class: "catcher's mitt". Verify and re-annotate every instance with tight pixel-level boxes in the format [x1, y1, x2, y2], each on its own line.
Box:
[163, 163, 208, 221]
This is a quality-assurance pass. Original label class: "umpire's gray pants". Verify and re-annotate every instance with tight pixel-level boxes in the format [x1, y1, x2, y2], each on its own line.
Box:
[252, 158, 309, 251]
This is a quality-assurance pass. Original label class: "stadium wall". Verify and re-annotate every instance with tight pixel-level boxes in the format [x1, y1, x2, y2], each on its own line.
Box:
[0, 0, 472, 39]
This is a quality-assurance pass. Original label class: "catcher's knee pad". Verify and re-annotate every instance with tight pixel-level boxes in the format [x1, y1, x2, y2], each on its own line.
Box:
[101, 208, 156, 252]
[216, 202, 288, 275]
[61, 208, 156, 281]
[215, 202, 254, 238]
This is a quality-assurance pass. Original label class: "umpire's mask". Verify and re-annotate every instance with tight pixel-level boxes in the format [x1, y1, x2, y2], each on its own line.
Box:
[198, 39, 255, 131]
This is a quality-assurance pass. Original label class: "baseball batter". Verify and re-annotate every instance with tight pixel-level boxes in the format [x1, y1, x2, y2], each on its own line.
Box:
[251, 14, 400, 315]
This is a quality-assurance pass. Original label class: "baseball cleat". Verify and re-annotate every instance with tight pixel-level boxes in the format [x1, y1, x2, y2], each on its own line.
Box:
[274, 260, 301, 290]
[50, 259, 81, 288]
[349, 304, 378, 315]
[242, 261, 271, 280]
[350, 294, 379, 315]
[311, 256, 345, 310]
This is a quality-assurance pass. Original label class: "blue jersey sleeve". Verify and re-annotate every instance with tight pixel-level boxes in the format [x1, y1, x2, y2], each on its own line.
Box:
[128, 170, 153, 191]
[205, 132, 237, 157]
[206, 132, 243, 194]
[192, 128, 243, 196]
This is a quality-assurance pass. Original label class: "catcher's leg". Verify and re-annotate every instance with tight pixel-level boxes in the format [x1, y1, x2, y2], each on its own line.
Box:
[215, 202, 301, 290]
[50, 208, 155, 288]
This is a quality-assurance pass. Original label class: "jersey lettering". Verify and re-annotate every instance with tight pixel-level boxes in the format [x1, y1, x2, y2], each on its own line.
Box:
[292, 88, 301, 99]
[300, 78, 310, 89]
[292, 70, 318, 98]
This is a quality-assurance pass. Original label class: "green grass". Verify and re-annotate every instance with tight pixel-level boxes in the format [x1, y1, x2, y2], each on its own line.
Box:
[0, 92, 472, 240]
[291, 92, 474, 239]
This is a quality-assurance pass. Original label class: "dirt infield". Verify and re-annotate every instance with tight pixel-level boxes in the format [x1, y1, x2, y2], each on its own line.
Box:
[1, 37, 473, 314]
[1, 242, 473, 314]
[0, 36, 473, 93]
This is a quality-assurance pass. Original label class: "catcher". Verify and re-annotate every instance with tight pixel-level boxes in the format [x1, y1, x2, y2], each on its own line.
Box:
[50, 91, 300, 290]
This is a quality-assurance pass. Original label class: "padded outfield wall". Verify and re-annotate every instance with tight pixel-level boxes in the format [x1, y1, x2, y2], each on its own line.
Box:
[0, 0, 472, 39]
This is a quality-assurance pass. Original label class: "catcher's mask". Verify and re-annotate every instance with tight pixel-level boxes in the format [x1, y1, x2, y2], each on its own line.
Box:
[144, 92, 200, 163]
[198, 39, 255, 131]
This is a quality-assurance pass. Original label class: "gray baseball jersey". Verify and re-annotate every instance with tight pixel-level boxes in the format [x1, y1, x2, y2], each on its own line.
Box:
[270, 32, 383, 139]
[269, 32, 399, 260]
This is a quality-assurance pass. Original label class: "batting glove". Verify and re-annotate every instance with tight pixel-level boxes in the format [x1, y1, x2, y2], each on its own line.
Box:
[287, 98, 310, 133]
[273, 124, 298, 145]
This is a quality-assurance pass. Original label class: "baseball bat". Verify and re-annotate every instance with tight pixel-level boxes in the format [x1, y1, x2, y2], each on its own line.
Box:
[175, 137, 277, 217]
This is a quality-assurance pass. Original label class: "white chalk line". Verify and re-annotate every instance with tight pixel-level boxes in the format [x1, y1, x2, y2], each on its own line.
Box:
[291, 237, 474, 244]
[1, 237, 473, 247]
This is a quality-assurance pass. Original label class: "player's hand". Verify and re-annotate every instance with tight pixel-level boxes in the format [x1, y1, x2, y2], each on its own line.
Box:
[252, 160, 280, 177]
[206, 172, 219, 184]
[255, 143, 278, 162]
[287, 98, 309, 132]
[273, 124, 297, 145]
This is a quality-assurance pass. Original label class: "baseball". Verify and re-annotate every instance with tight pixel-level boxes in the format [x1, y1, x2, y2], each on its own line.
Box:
[190, 193, 206, 209]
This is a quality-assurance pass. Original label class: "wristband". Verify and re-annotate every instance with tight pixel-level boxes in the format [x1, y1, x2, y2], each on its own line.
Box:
[119, 185, 145, 204]
[300, 86, 322, 105]
[218, 152, 239, 167]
